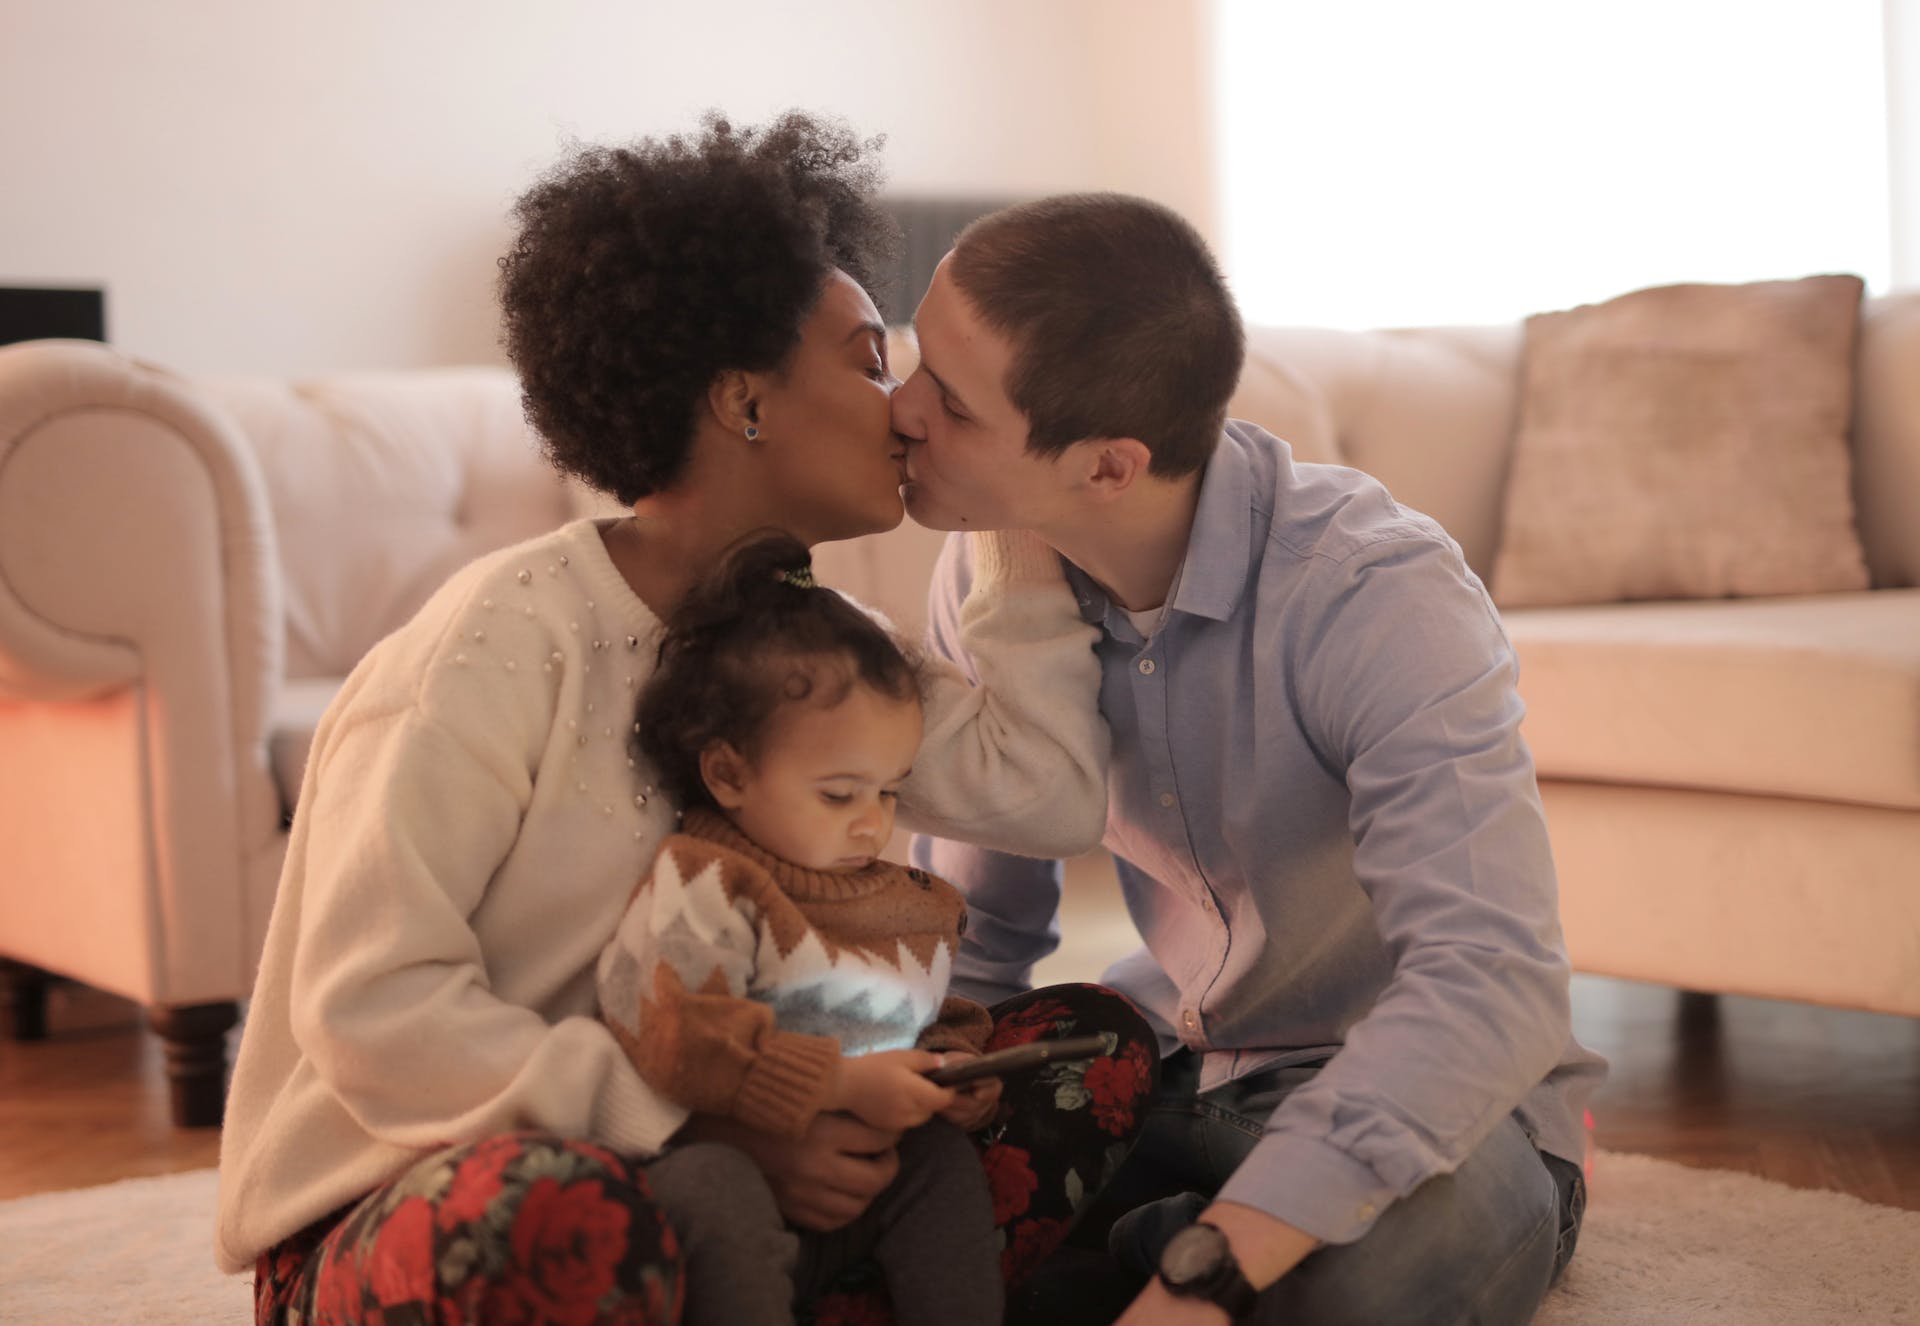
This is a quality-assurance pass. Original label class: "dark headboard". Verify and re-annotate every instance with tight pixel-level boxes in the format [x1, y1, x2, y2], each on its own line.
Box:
[877, 197, 1019, 323]
[0, 287, 108, 345]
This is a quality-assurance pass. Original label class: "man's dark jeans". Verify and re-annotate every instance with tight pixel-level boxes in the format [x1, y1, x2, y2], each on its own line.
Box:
[1013, 1051, 1587, 1325]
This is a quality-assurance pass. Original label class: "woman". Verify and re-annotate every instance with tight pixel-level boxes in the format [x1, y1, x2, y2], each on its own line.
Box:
[218, 111, 1154, 1323]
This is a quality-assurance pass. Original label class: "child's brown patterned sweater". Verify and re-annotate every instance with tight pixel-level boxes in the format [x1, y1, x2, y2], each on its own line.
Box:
[596, 807, 993, 1139]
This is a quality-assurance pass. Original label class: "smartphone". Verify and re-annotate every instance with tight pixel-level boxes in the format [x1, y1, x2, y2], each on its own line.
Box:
[925, 1033, 1116, 1087]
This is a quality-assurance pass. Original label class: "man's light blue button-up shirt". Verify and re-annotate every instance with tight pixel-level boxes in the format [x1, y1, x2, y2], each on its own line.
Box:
[914, 421, 1608, 1246]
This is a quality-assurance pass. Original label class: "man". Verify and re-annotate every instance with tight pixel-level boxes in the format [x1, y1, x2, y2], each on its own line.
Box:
[895, 194, 1608, 1326]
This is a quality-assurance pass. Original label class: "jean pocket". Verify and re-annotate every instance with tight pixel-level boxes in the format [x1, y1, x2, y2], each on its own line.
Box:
[1541, 1151, 1586, 1284]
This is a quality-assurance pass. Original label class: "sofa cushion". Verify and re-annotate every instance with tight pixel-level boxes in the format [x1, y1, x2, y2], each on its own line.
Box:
[1491, 275, 1871, 609]
[1506, 589, 1920, 811]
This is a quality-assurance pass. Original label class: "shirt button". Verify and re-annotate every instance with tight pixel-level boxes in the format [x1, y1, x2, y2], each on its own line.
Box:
[1183, 1011, 1198, 1030]
[1357, 1203, 1378, 1221]
[1138, 658, 1156, 675]
[1159, 792, 1176, 809]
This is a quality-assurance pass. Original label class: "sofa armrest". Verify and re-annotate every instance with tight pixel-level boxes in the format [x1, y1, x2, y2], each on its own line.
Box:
[0, 340, 285, 999]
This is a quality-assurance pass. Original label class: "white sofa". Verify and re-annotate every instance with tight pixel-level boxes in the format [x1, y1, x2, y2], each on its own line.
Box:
[2, 302, 1915, 1124]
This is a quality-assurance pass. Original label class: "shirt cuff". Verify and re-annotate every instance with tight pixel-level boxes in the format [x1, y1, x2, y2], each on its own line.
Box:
[1215, 1130, 1402, 1246]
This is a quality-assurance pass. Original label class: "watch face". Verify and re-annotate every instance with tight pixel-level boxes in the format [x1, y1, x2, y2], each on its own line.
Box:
[1160, 1222, 1229, 1288]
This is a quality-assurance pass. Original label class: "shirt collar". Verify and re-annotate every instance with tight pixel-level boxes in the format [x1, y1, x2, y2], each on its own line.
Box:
[1170, 431, 1253, 622]
[1067, 429, 1253, 629]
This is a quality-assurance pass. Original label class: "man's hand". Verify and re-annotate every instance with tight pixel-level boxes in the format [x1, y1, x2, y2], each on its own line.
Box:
[676, 1111, 903, 1232]
[831, 1048, 956, 1131]
[928, 1053, 1004, 1131]
[1113, 1200, 1321, 1325]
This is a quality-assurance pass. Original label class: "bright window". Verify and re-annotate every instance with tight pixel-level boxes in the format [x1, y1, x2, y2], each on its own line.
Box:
[1214, 0, 1893, 328]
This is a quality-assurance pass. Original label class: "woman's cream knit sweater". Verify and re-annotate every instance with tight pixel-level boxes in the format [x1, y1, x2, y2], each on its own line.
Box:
[214, 518, 1107, 1272]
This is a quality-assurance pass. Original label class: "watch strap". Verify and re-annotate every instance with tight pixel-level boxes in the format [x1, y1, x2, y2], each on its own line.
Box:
[1200, 1257, 1259, 1318]
[1160, 1221, 1260, 1318]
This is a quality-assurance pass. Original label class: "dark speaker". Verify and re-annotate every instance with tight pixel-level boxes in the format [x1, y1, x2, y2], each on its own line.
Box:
[0, 287, 108, 345]
[877, 198, 1018, 323]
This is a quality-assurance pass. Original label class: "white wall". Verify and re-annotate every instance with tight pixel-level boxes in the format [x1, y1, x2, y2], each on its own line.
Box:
[1213, 0, 1898, 330]
[1085, 0, 1218, 247]
[1891, 0, 1920, 286]
[0, 0, 1212, 374]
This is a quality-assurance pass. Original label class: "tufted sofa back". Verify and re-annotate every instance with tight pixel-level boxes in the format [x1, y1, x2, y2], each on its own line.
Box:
[196, 369, 582, 681]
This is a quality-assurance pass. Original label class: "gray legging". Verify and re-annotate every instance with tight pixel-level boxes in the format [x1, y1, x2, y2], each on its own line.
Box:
[646, 1120, 1001, 1326]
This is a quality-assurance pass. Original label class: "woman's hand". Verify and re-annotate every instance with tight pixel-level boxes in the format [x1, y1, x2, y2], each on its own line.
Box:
[676, 1112, 904, 1232]
[929, 1054, 1004, 1131]
[830, 1048, 955, 1131]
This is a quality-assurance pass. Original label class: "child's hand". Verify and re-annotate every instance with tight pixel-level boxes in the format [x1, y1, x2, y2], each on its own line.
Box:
[931, 1054, 1004, 1131]
[831, 1049, 955, 1132]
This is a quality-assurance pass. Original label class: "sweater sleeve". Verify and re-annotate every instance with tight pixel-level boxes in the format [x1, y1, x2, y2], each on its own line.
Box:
[597, 838, 843, 1140]
[286, 709, 685, 1158]
[896, 529, 1110, 858]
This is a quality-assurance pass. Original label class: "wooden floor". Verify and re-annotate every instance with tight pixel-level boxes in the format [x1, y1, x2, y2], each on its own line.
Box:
[2, 973, 1916, 1210]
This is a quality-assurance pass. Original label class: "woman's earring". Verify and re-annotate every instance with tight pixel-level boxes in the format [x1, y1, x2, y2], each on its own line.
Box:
[744, 424, 760, 441]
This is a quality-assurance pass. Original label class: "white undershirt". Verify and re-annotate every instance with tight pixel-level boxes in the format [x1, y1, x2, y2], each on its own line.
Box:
[1122, 559, 1186, 640]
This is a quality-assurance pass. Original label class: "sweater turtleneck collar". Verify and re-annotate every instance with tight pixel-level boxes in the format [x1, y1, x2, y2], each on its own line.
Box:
[677, 806, 900, 903]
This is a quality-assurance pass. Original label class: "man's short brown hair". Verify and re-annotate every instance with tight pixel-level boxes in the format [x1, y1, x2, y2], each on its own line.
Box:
[949, 193, 1244, 478]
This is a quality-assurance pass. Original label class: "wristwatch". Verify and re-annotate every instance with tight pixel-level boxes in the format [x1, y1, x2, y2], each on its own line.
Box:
[1157, 1220, 1259, 1318]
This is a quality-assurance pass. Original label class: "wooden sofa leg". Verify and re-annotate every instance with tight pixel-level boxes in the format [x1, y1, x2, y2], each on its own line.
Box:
[0, 959, 50, 1041]
[149, 1001, 240, 1129]
[1677, 989, 1721, 1031]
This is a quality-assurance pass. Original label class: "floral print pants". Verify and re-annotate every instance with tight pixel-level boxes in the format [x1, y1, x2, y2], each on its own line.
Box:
[253, 1132, 679, 1326]
[254, 983, 1157, 1325]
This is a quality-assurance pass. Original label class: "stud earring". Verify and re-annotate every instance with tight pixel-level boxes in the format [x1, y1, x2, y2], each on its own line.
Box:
[744, 424, 760, 441]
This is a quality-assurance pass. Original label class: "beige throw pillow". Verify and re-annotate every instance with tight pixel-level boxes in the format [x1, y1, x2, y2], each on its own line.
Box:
[1490, 275, 1871, 608]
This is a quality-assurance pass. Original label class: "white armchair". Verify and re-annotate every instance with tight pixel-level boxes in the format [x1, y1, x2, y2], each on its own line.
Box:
[0, 340, 581, 1124]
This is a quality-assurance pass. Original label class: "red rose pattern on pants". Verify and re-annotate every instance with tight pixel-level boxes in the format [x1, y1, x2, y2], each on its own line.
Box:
[253, 1132, 680, 1325]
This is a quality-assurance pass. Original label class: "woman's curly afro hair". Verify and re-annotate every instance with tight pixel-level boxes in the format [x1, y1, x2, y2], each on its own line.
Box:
[498, 110, 898, 504]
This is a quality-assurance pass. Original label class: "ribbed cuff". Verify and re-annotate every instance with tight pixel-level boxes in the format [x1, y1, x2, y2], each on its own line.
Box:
[968, 530, 1063, 587]
[734, 1033, 842, 1139]
[593, 1060, 690, 1160]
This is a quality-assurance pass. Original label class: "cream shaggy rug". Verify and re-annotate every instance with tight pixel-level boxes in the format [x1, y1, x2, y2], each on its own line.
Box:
[1, 1152, 1915, 1324]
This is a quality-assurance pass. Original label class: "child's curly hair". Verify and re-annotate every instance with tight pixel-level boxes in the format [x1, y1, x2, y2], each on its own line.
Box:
[498, 110, 899, 505]
[636, 532, 922, 810]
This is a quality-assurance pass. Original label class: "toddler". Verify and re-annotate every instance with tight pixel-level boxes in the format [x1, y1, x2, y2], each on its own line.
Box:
[597, 532, 1003, 1326]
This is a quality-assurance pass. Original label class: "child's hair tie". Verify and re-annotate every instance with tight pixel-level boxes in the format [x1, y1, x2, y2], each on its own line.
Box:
[774, 565, 817, 590]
